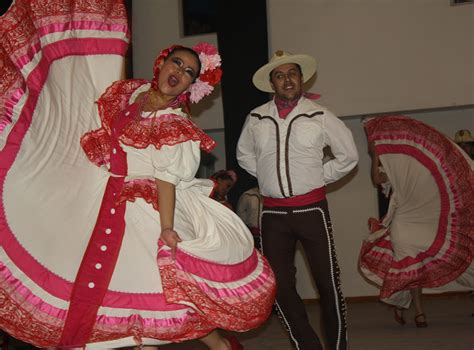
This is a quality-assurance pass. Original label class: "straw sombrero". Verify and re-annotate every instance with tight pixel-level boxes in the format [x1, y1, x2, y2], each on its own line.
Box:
[454, 129, 474, 143]
[252, 50, 317, 92]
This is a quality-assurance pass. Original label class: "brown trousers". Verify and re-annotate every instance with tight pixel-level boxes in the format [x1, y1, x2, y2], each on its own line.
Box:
[261, 199, 348, 350]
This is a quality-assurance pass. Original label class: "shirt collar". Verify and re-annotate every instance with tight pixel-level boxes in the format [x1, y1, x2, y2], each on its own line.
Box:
[273, 92, 321, 119]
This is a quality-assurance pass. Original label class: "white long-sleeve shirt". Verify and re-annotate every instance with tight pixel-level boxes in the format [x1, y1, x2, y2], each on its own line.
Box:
[236, 187, 262, 228]
[237, 97, 358, 198]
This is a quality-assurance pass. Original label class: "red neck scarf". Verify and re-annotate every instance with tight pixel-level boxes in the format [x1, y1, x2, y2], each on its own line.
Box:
[274, 92, 321, 119]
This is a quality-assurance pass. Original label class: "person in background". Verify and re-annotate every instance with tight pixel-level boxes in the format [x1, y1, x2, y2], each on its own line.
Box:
[359, 116, 474, 329]
[0, 331, 8, 350]
[454, 129, 474, 160]
[236, 186, 263, 249]
[210, 169, 237, 210]
[367, 139, 427, 327]
[237, 49, 358, 350]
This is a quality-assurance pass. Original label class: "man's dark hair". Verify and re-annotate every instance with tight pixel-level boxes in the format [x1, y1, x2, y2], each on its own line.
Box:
[268, 63, 302, 82]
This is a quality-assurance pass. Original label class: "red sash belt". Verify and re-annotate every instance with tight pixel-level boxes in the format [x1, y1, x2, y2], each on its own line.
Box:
[59, 112, 129, 347]
[263, 187, 326, 207]
[59, 176, 126, 348]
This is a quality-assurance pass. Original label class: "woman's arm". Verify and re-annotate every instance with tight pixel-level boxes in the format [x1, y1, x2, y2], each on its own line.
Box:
[369, 141, 388, 185]
[156, 178, 181, 259]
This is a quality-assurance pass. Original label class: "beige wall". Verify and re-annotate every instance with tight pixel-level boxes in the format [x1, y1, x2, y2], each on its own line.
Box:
[268, 0, 474, 117]
[132, 1, 473, 298]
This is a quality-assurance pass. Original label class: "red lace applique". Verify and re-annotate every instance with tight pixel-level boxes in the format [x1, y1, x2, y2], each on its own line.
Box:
[117, 178, 159, 211]
[79, 80, 146, 167]
[80, 128, 111, 167]
[0, 54, 22, 133]
[158, 255, 276, 332]
[81, 79, 216, 169]
[0, 270, 215, 347]
[119, 113, 216, 152]
[96, 80, 216, 152]
[87, 312, 214, 345]
[0, 283, 62, 348]
[96, 79, 148, 136]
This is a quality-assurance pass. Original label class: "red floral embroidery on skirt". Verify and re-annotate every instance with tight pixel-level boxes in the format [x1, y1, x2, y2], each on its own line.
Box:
[158, 255, 276, 332]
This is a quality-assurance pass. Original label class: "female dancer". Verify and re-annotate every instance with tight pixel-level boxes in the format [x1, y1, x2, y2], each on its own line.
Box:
[210, 170, 237, 210]
[0, 1, 275, 349]
[359, 116, 473, 327]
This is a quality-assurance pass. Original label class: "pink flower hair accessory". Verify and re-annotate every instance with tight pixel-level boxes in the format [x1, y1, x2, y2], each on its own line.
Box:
[188, 42, 223, 104]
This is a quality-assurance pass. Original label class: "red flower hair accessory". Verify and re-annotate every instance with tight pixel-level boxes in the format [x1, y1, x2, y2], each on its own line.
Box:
[188, 42, 222, 103]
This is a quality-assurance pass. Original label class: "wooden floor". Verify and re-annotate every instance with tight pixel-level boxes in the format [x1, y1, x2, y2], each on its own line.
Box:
[6, 294, 474, 350]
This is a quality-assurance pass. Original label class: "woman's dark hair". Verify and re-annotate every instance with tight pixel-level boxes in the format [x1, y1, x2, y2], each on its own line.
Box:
[166, 47, 201, 82]
[211, 170, 234, 182]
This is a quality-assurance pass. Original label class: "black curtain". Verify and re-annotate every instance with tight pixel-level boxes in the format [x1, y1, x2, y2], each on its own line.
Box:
[0, 0, 13, 15]
[216, 1, 269, 206]
[124, 0, 133, 78]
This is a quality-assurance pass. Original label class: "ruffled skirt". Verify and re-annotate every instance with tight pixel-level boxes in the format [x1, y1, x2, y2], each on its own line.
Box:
[0, 1, 275, 348]
[359, 116, 474, 308]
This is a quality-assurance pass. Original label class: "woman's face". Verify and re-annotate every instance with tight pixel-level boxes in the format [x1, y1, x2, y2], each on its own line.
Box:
[157, 50, 200, 98]
[216, 178, 234, 197]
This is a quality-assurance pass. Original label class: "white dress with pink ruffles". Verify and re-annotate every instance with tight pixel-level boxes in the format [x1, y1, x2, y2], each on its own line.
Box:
[359, 116, 473, 308]
[0, 1, 275, 348]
